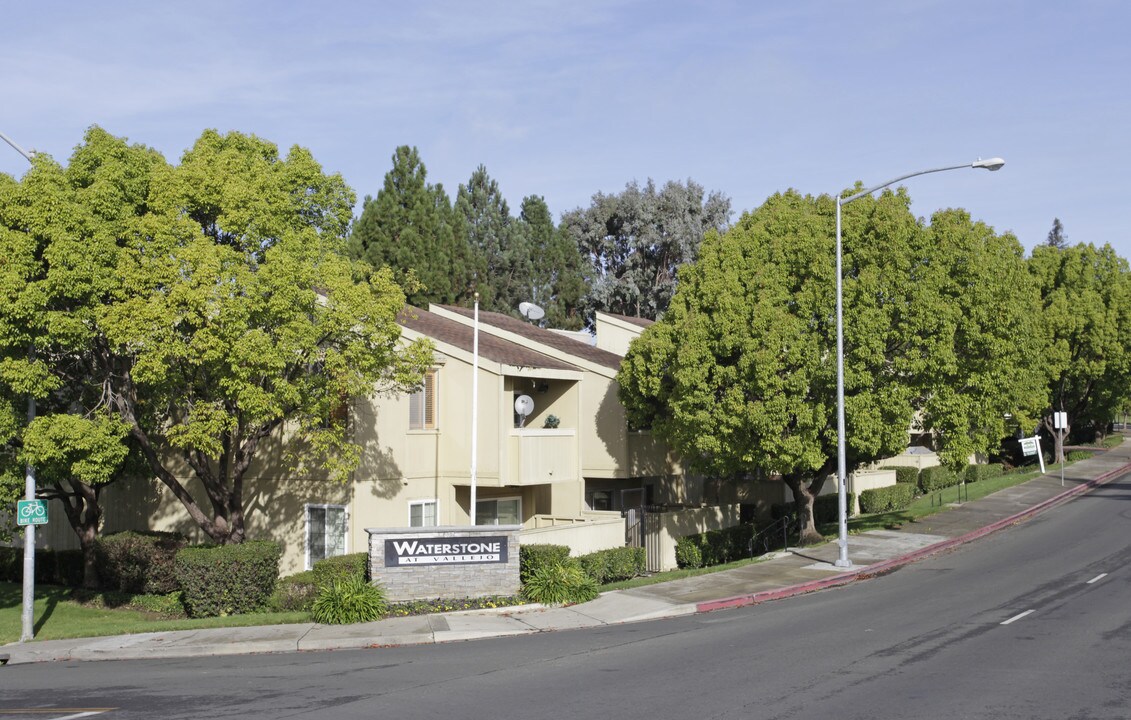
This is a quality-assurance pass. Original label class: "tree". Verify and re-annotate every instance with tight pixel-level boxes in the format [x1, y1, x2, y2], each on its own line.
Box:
[560, 179, 731, 324]
[1046, 217, 1068, 249]
[618, 188, 1047, 542]
[619, 189, 915, 542]
[350, 146, 475, 307]
[455, 166, 530, 314]
[518, 195, 586, 330]
[911, 210, 1049, 467]
[1, 127, 434, 549]
[1030, 242, 1131, 460]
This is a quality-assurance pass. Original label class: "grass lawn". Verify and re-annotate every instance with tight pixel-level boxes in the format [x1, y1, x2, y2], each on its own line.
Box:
[0, 582, 310, 645]
[842, 467, 1045, 534]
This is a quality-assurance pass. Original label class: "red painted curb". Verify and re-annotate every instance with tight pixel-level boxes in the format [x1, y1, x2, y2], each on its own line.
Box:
[695, 460, 1131, 614]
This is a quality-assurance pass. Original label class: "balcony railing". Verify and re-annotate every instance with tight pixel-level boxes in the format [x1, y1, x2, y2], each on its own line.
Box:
[507, 429, 577, 486]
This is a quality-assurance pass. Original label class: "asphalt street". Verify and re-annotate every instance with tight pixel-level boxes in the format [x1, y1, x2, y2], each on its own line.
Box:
[3, 474, 1128, 720]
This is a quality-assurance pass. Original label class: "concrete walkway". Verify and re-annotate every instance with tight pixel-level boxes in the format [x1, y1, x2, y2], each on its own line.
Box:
[5, 443, 1130, 666]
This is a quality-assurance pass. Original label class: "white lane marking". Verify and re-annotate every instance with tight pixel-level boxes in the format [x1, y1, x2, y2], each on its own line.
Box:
[1087, 573, 1108, 584]
[1001, 609, 1035, 625]
[54, 712, 108, 720]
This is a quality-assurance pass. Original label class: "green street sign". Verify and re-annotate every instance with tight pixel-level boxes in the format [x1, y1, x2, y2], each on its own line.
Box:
[16, 499, 47, 526]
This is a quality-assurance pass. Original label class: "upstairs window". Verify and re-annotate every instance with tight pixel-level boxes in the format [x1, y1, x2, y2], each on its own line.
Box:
[409, 369, 437, 430]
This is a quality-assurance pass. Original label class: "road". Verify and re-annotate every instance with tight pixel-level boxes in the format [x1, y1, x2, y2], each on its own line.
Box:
[3, 477, 1129, 719]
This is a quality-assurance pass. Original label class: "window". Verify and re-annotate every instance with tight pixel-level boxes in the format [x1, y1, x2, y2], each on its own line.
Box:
[475, 497, 521, 526]
[409, 499, 439, 527]
[409, 369, 437, 429]
[306, 504, 348, 569]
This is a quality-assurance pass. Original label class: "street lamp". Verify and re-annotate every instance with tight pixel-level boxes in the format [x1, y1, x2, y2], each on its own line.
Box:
[2, 128, 37, 641]
[832, 158, 1004, 569]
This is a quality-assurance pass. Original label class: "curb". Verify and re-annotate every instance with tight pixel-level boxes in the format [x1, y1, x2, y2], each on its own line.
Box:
[695, 460, 1131, 614]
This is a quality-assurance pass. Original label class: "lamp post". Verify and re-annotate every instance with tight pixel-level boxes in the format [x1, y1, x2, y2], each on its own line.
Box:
[2, 129, 38, 641]
[832, 158, 1004, 569]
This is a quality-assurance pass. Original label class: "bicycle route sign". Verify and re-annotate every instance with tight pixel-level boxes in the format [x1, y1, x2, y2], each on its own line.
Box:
[16, 499, 47, 526]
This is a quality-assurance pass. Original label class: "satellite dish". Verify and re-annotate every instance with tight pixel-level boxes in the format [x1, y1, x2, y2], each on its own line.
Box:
[514, 394, 535, 427]
[518, 302, 545, 321]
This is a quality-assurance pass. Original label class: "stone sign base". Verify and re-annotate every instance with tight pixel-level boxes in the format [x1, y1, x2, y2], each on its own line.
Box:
[366, 525, 521, 602]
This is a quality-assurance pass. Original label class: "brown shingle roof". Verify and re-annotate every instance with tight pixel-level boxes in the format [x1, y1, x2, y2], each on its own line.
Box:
[398, 307, 577, 371]
[436, 305, 624, 371]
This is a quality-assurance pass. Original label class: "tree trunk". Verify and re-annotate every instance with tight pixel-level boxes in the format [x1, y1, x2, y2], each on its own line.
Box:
[782, 475, 823, 545]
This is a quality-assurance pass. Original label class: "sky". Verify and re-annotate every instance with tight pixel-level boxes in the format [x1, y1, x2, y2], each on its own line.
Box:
[2, 0, 1128, 257]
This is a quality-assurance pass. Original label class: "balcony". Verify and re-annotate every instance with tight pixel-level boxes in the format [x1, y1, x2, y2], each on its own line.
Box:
[507, 429, 578, 486]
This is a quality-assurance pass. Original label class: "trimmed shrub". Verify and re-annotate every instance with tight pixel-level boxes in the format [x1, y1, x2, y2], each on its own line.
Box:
[311, 575, 388, 625]
[674, 524, 757, 569]
[919, 465, 960, 492]
[0, 547, 87, 586]
[313, 552, 368, 583]
[674, 538, 703, 569]
[577, 547, 645, 584]
[272, 570, 321, 612]
[859, 484, 917, 514]
[883, 466, 921, 486]
[519, 544, 570, 581]
[95, 531, 188, 594]
[771, 493, 855, 524]
[964, 463, 1004, 483]
[521, 558, 599, 605]
[175, 541, 282, 618]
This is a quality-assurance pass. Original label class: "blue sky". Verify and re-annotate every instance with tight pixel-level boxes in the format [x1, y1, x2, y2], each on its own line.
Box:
[3, 0, 1128, 257]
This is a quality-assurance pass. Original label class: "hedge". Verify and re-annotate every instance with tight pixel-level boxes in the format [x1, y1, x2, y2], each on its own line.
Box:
[859, 483, 917, 514]
[95, 530, 188, 594]
[883, 466, 921, 486]
[577, 546, 645, 584]
[674, 524, 757, 569]
[174, 541, 282, 618]
[519, 544, 570, 581]
[272, 552, 370, 613]
[0, 547, 84, 586]
[964, 463, 1004, 484]
[919, 465, 960, 492]
[771, 493, 855, 524]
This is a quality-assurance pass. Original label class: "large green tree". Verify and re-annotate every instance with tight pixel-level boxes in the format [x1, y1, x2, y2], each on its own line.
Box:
[1, 127, 433, 549]
[349, 146, 475, 307]
[560, 178, 731, 324]
[619, 188, 1045, 541]
[911, 209, 1049, 467]
[1030, 242, 1131, 460]
[519, 195, 586, 330]
[454, 165, 530, 314]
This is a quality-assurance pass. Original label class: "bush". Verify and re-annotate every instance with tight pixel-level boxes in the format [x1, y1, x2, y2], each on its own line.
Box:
[674, 538, 703, 569]
[0, 547, 86, 586]
[311, 575, 388, 625]
[883, 466, 921, 486]
[95, 531, 188, 594]
[519, 544, 571, 581]
[174, 541, 282, 618]
[272, 570, 321, 612]
[313, 552, 368, 583]
[771, 493, 855, 524]
[521, 558, 599, 605]
[577, 547, 645, 584]
[1067, 449, 1096, 462]
[859, 484, 917, 514]
[1102, 435, 1122, 449]
[919, 465, 960, 492]
[964, 463, 1004, 483]
[674, 524, 757, 569]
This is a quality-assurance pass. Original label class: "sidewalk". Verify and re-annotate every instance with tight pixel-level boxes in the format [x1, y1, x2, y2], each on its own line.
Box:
[5, 443, 1130, 666]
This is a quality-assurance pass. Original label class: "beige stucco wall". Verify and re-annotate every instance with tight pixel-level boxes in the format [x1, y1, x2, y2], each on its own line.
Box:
[652, 503, 742, 572]
[519, 514, 626, 555]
